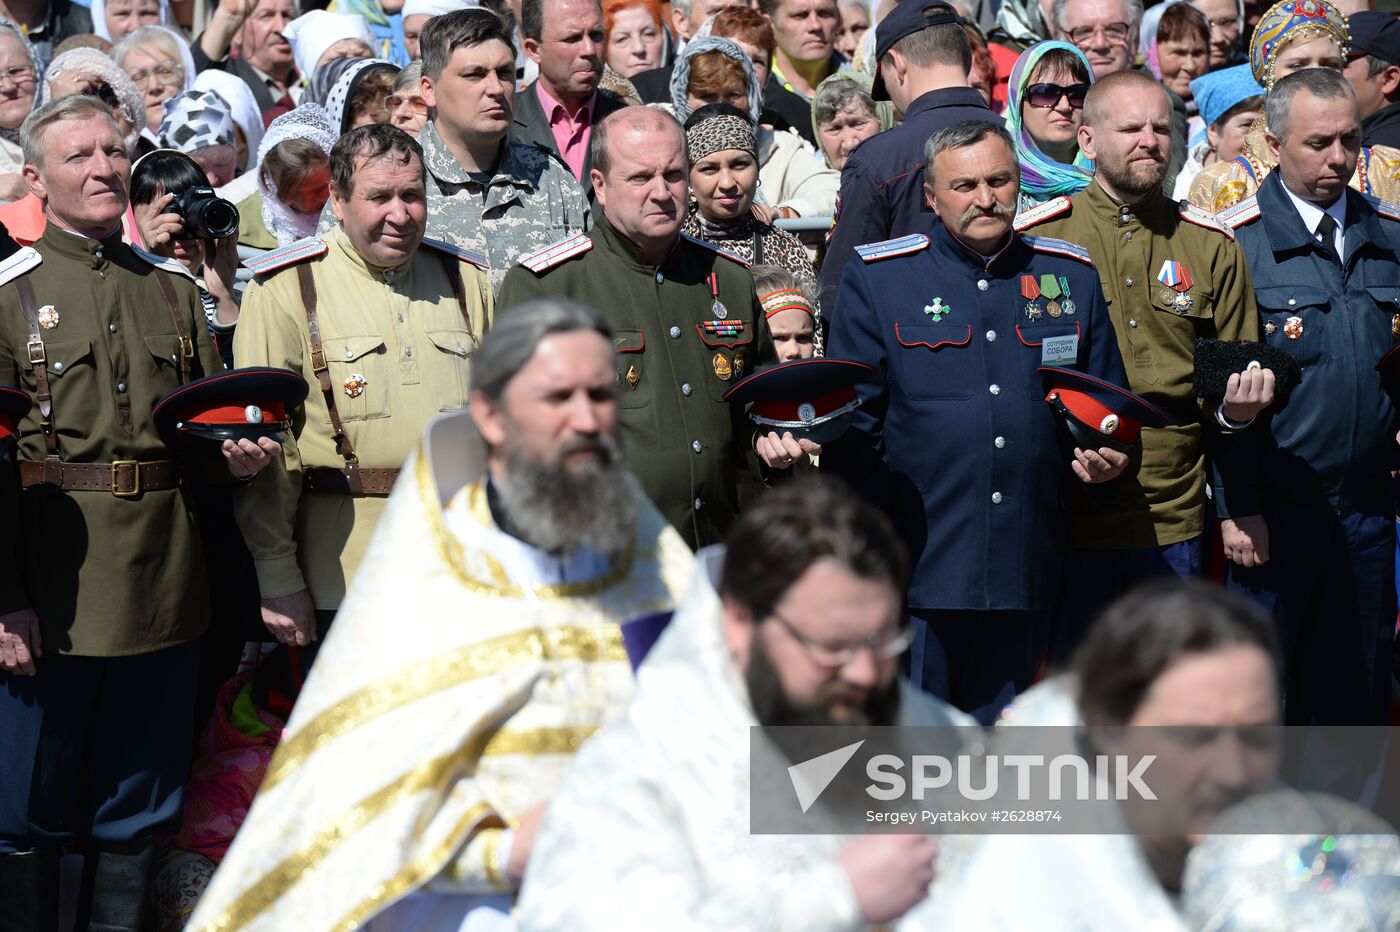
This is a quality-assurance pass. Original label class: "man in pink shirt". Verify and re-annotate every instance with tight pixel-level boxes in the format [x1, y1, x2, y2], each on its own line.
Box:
[512, 0, 630, 190]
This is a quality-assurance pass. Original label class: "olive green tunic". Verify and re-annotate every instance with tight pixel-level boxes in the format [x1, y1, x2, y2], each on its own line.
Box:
[497, 218, 775, 549]
[1021, 181, 1260, 548]
[0, 227, 222, 656]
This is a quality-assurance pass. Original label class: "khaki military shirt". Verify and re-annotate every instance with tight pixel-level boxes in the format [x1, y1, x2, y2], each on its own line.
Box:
[1022, 181, 1260, 548]
[233, 229, 494, 610]
[0, 227, 222, 656]
[497, 219, 775, 549]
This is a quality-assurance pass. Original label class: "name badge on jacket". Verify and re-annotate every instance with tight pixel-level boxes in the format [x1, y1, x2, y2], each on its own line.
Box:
[1041, 334, 1079, 366]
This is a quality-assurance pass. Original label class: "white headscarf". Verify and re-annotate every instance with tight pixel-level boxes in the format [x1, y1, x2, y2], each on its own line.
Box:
[400, 0, 480, 18]
[90, 0, 174, 42]
[110, 24, 197, 95]
[283, 10, 376, 82]
[41, 47, 146, 152]
[192, 68, 264, 171]
[256, 103, 337, 245]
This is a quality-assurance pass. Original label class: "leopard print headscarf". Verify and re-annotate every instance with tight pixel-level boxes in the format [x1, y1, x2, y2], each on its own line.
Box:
[685, 112, 757, 164]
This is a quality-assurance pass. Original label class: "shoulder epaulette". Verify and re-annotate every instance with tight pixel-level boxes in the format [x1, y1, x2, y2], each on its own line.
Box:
[854, 233, 929, 263]
[420, 236, 491, 270]
[1178, 201, 1235, 239]
[1217, 195, 1261, 230]
[1361, 191, 1400, 222]
[131, 244, 199, 280]
[1013, 195, 1072, 232]
[681, 233, 749, 266]
[1021, 234, 1093, 265]
[519, 233, 592, 273]
[242, 237, 328, 277]
[0, 246, 41, 288]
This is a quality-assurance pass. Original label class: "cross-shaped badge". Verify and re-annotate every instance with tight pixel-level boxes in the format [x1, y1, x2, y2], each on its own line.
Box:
[924, 297, 950, 322]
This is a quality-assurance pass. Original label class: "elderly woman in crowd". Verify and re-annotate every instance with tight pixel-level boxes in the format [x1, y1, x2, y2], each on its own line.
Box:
[1141, 1, 1211, 144]
[319, 56, 400, 132]
[43, 46, 145, 151]
[285, 9, 377, 86]
[158, 89, 240, 186]
[682, 103, 821, 318]
[0, 21, 39, 203]
[604, 0, 665, 77]
[91, 0, 170, 42]
[671, 36, 839, 219]
[811, 71, 889, 170]
[193, 68, 266, 177]
[1172, 62, 1262, 199]
[835, 0, 871, 60]
[1005, 40, 1094, 209]
[1190, 0, 1400, 211]
[387, 60, 427, 135]
[111, 24, 195, 144]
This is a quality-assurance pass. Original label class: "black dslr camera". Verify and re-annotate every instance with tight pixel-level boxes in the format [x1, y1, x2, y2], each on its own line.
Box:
[172, 187, 240, 240]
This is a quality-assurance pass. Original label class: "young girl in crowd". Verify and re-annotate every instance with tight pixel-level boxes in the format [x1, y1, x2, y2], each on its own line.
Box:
[239, 103, 337, 248]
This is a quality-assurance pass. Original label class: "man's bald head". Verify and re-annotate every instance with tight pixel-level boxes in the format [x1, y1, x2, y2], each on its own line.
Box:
[1081, 69, 1171, 128]
[590, 106, 685, 176]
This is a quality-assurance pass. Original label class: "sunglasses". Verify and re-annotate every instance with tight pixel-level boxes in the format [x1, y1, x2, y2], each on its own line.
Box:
[386, 94, 429, 114]
[1026, 82, 1090, 109]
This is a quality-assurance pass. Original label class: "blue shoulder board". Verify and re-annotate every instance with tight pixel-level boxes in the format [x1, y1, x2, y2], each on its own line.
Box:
[681, 233, 749, 266]
[854, 233, 929, 262]
[242, 237, 328, 277]
[1021, 234, 1093, 265]
[0, 246, 41, 288]
[1362, 192, 1400, 223]
[1217, 195, 1261, 230]
[420, 236, 491, 270]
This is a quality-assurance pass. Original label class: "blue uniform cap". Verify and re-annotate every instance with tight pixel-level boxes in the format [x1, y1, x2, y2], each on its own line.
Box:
[1349, 11, 1400, 66]
[1189, 64, 1265, 128]
[0, 385, 31, 456]
[724, 358, 879, 444]
[871, 1, 961, 100]
[154, 367, 309, 444]
[1039, 367, 1168, 452]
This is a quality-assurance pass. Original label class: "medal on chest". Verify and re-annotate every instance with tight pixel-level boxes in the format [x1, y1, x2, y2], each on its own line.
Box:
[1021, 275, 1042, 320]
[1157, 260, 1195, 314]
[1040, 273, 1063, 318]
[36, 305, 59, 329]
[707, 272, 728, 320]
[924, 297, 951, 322]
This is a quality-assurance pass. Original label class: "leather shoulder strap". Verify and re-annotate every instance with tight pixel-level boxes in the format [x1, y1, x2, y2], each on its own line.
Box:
[153, 269, 192, 384]
[15, 275, 60, 461]
[435, 251, 480, 353]
[296, 263, 362, 490]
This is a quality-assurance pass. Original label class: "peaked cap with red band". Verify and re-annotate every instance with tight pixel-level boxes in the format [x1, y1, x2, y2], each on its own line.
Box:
[0, 385, 31, 456]
[154, 367, 309, 444]
[1038, 367, 1168, 453]
[724, 358, 878, 443]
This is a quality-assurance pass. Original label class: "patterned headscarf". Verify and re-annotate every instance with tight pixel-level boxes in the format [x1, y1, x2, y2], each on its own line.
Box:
[193, 68, 264, 172]
[669, 36, 763, 123]
[686, 110, 757, 163]
[1004, 41, 1095, 202]
[257, 104, 338, 246]
[159, 89, 236, 154]
[761, 288, 815, 320]
[1249, 0, 1348, 88]
[41, 47, 146, 152]
[324, 57, 398, 133]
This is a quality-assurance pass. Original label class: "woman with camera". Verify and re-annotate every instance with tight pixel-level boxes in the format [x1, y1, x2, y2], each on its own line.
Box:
[130, 149, 243, 367]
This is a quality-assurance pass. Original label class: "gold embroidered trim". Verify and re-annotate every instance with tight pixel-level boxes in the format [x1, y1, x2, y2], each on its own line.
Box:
[481, 724, 601, 758]
[262, 626, 626, 792]
[482, 827, 506, 890]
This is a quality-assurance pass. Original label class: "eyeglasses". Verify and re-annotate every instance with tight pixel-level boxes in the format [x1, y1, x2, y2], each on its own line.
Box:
[0, 66, 35, 90]
[1064, 21, 1132, 46]
[1026, 81, 1090, 108]
[386, 94, 429, 114]
[767, 609, 914, 669]
[125, 60, 184, 86]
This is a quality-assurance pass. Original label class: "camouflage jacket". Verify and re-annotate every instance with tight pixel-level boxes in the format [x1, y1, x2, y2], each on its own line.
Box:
[320, 122, 590, 292]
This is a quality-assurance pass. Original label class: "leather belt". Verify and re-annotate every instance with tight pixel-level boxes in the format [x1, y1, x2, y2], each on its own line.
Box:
[19, 459, 180, 497]
[303, 466, 400, 496]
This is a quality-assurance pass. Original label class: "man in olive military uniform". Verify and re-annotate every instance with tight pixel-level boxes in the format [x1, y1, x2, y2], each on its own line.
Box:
[1018, 71, 1275, 657]
[237, 124, 494, 656]
[498, 107, 781, 550]
[0, 95, 277, 927]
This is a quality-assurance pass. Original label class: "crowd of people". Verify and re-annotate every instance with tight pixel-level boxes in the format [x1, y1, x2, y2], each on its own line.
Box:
[0, 0, 1399, 925]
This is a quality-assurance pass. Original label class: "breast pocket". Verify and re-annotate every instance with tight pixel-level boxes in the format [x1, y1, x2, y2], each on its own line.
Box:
[695, 322, 755, 401]
[1365, 283, 1400, 338]
[613, 329, 651, 410]
[1016, 322, 1082, 398]
[323, 334, 389, 420]
[36, 338, 93, 379]
[1257, 285, 1330, 370]
[424, 327, 475, 412]
[142, 332, 188, 380]
[891, 321, 973, 400]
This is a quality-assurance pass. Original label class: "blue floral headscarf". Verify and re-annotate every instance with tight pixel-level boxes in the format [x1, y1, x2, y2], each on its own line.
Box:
[1004, 41, 1095, 202]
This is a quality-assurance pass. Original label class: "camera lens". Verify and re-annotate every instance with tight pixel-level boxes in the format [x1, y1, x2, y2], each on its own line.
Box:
[195, 199, 240, 239]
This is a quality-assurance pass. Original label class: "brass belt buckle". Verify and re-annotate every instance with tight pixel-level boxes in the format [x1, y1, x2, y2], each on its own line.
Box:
[26, 339, 44, 365]
[111, 460, 140, 497]
[180, 335, 194, 359]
